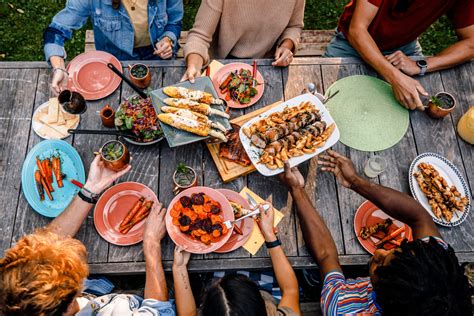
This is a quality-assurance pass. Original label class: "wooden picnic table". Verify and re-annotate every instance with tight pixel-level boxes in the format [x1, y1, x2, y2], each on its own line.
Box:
[0, 58, 472, 274]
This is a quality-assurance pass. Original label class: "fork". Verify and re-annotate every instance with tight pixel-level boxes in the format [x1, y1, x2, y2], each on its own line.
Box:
[223, 204, 270, 229]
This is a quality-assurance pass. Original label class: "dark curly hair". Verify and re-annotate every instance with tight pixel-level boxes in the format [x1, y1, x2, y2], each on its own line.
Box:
[374, 237, 471, 316]
[200, 274, 267, 316]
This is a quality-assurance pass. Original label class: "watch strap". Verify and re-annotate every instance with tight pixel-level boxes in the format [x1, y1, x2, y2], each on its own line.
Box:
[265, 239, 282, 249]
[417, 60, 427, 76]
[78, 190, 96, 204]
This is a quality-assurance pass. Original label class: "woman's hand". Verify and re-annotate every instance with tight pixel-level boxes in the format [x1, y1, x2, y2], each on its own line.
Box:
[317, 149, 360, 188]
[83, 155, 132, 194]
[143, 205, 167, 254]
[181, 54, 204, 83]
[278, 161, 305, 191]
[272, 39, 294, 67]
[154, 37, 174, 60]
[173, 246, 191, 269]
[257, 203, 276, 242]
[51, 68, 68, 95]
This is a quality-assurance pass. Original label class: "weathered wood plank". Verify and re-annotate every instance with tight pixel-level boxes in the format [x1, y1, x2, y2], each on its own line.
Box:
[107, 66, 164, 263]
[282, 64, 344, 256]
[12, 69, 72, 244]
[321, 63, 380, 255]
[0, 68, 39, 254]
[411, 72, 474, 251]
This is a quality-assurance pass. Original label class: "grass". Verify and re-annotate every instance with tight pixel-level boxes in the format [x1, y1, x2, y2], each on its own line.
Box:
[0, 0, 457, 61]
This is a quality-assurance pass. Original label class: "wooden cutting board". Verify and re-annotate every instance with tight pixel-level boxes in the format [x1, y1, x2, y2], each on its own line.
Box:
[207, 101, 282, 182]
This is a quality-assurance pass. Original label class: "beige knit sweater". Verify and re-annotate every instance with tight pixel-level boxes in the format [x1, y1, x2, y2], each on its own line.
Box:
[184, 0, 305, 63]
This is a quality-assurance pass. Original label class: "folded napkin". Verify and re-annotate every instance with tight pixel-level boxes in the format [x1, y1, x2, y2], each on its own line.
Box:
[201, 60, 225, 78]
[240, 187, 284, 255]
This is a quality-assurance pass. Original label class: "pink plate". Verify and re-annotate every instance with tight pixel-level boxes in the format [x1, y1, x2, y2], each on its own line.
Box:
[165, 186, 234, 254]
[354, 200, 413, 255]
[67, 51, 122, 100]
[215, 189, 254, 253]
[212, 62, 264, 109]
[94, 182, 159, 246]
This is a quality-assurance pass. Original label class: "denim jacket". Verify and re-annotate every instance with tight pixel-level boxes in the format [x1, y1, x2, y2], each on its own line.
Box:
[44, 0, 183, 61]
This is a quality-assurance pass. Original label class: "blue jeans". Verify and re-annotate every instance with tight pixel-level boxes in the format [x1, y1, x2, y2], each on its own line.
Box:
[324, 29, 423, 58]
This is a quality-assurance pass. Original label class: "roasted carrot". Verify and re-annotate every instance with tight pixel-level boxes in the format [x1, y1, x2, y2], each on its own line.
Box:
[120, 210, 151, 234]
[46, 158, 54, 185]
[131, 200, 153, 222]
[40, 175, 53, 201]
[42, 160, 50, 184]
[34, 170, 45, 201]
[375, 226, 405, 247]
[372, 232, 401, 246]
[233, 224, 243, 235]
[52, 156, 63, 188]
[119, 197, 145, 228]
[36, 157, 54, 192]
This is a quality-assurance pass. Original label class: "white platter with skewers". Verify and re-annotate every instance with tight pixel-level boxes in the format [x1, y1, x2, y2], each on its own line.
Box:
[408, 152, 471, 227]
[239, 93, 340, 176]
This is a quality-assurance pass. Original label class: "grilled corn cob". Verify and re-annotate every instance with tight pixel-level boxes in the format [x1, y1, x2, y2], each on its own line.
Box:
[161, 106, 227, 132]
[163, 98, 229, 118]
[163, 86, 223, 105]
[158, 113, 227, 142]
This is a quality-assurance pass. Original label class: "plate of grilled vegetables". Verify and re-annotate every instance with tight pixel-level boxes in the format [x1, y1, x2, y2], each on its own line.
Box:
[150, 77, 231, 147]
[409, 153, 471, 227]
[239, 93, 340, 176]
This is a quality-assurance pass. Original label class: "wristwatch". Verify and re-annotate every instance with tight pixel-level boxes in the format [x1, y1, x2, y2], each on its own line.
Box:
[265, 238, 282, 249]
[416, 59, 428, 76]
[78, 187, 101, 204]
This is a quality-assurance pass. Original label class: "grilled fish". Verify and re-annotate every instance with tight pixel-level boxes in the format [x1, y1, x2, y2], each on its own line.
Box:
[161, 106, 227, 132]
[158, 113, 227, 142]
[163, 86, 223, 105]
[219, 124, 251, 166]
[163, 98, 229, 118]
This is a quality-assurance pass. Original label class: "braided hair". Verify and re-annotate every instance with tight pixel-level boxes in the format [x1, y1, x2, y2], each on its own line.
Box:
[374, 237, 471, 316]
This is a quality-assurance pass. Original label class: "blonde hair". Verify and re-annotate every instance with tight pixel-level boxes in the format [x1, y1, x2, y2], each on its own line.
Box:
[0, 229, 89, 315]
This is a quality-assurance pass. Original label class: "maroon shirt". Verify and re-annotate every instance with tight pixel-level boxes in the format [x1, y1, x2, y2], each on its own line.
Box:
[338, 0, 474, 51]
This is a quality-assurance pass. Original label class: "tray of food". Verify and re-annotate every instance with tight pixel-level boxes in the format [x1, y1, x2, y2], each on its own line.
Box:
[21, 140, 85, 217]
[150, 77, 231, 147]
[32, 98, 80, 139]
[212, 62, 264, 109]
[114, 95, 164, 145]
[239, 93, 340, 176]
[354, 200, 412, 255]
[409, 153, 471, 227]
[165, 187, 234, 254]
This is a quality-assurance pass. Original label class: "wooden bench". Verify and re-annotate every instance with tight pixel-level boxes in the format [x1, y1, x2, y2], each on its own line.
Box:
[85, 29, 335, 57]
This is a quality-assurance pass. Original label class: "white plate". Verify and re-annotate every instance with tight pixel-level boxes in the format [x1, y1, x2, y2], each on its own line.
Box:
[239, 93, 340, 176]
[32, 100, 80, 140]
[408, 153, 471, 227]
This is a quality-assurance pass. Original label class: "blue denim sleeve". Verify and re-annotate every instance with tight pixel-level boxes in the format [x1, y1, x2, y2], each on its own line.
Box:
[160, 0, 183, 47]
[43, 0, 91, 61]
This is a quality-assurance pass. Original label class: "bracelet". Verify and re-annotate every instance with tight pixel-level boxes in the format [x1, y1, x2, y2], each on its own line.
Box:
[265, 239, 281, 249]
[53, 67, 69, 76]
[78, 187, 101, 204]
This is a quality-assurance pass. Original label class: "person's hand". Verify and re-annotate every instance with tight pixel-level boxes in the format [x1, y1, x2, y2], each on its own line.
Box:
[385, 51, 420, 76]
[278, 161, 305, 191]
[143, 204, 166, 254]
[181, 63, 200, 83]
[51, 68, 68, 95]
[173, 246, 191, 268]
[83, 154, 132, 194]
[318, 149, 359, 188]
[389, 72, 428, 111]
[272, 46, 294, 67]
[154, 37, 173, 60]
[256, 202, 276, 242]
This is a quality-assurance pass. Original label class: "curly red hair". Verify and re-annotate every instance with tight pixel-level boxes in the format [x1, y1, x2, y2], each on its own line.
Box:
[0, 229, 89, 315]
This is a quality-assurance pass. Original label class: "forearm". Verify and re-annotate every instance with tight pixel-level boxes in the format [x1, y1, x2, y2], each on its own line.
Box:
[291, 188, 340, 275]
[50, 56, 65, 69]
[47, 195, 92, 237]
[280, 39, 295, 52]
[172, 265, 197, 316]
[350, 176, 440, 238]
[426, 39, 474, 72]
[144, 245, 168, 301]
[186, 53, 204, 69]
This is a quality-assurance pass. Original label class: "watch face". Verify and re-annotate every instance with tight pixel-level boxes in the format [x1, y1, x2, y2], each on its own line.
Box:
[417, 60, 427, 67]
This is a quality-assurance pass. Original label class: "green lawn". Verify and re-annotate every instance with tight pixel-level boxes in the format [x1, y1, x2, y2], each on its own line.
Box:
[0, 0, 457, 61]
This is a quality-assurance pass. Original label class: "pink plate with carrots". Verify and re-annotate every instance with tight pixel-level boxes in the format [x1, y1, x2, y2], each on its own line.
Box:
[94, 182, 159, 246]
[354, 200, 413, 255]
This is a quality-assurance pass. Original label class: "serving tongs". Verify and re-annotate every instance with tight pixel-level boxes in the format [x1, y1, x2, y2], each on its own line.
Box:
[68, 128, 141, 140]
[223, 204, 270, 229]
[107, 63, 148, 99]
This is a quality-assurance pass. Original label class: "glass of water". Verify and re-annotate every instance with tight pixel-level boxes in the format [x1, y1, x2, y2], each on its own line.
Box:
[364, 156, 387, 178]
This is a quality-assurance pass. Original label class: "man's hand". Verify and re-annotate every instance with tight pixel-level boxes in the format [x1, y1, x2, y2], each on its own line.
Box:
[278, 161, 305, 191]
[389, 72, 428, 111]
[256, 203, 276, 242]
[51, 68, 68, 96]
[318, 150, 359, 188]
[83, 155, 131, 194]
[143, 205, 166, 254]
[173, 246, 191, 269]
[154, 37, 173, 60]
[386, 51, 420, 76]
